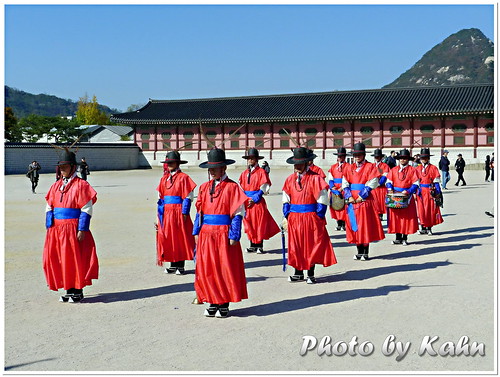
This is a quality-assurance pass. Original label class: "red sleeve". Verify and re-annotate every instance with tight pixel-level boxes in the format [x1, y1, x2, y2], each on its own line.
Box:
[76, 179, 97, 207]
[195, 182, 208, 213]
[179, 173, 197, 198]
[228, 182, 248, 216]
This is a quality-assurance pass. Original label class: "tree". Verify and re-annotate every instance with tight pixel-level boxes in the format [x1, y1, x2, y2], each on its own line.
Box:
[126, 103, 146, 112]
[76, 94, 109, 125]
[4, 107, 22, 142]
[18, 114, 82, 143]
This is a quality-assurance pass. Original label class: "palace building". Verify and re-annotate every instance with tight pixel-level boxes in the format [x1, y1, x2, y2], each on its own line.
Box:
[110, 84, 494, 168]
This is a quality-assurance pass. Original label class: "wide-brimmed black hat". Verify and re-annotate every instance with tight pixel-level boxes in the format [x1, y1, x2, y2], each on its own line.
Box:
[333, 147, 347, 156]
[242, 148, 264, 160]
[371, 148, 385, 158]
[199, 148, 235, 168]
[349, 142, 367, 155]
[419, 148, 433, 157]
[286, 147, 316, 164]
[161, 151, 188, 164]
[395, 149, 412, 159]
[56, 150, 78, 166]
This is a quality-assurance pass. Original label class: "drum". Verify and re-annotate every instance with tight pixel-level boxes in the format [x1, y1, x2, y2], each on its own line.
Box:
[385, 192, 410, 209]
[331, 193, 345, 211]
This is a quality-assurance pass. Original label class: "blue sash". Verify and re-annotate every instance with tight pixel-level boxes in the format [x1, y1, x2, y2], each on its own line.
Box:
[202, 214, 231, 226]
[347, 203, 358, 232]
[163, 195, 183, 204]
[393, 186, 409, 192]
[54, 207, 81, 219]
[244, 190, 260, 197]
[290, 204, 316, 213]
[350, 183, 365, 191]
[420, 184, 431, 188]
[333, 178, 342, 184]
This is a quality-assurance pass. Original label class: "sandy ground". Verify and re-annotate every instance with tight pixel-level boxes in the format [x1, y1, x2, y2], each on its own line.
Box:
[4, 166, 496, 373]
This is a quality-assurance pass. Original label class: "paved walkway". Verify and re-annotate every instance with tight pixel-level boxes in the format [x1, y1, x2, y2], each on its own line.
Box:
[4, 167, 496, 372]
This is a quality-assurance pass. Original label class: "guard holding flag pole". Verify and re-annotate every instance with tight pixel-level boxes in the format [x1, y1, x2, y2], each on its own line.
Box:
[342, 142, 385, 260]
[193, 148, 248, 318]
[239, 148, 280, 254]
[371, 149, 390, 222]
[282, 147, 337, 284]
[328, 147, 348, 231]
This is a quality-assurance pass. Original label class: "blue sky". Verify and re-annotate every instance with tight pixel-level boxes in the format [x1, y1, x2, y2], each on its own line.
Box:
[4, 4, 495, 113]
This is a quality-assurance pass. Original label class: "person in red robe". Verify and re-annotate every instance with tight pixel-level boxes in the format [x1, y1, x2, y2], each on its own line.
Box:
[371, 149, 390, 221]
[307, 149, 327, 179]
[282, 147, 337, 284]
[155, 151, 196, 275]
[415, 147, 443, 235]
[328, 147, 348, 231]
[43, 149, 98, 303]
[386, 148, 420, 245]
[342, 143, 385, 260]
[193, 148, 248, 318]
[239, 148, 280, 254]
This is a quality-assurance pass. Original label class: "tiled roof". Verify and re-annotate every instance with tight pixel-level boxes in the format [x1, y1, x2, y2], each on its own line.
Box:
[110, 84, 494, 125]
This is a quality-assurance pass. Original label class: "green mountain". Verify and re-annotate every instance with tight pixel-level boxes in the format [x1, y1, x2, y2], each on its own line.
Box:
[4, 86, 120, 119]
[384, 28, 494, 88]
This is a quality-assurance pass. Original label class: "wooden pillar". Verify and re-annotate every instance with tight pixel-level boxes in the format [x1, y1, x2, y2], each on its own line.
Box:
[197, 122, 202, 160]
[379, 119, 384, 148]
[270, 122, 274, 160]
[175, 125, 179, 150]
[154, 125, 158, 160]
[245, 123, 249, 149]
[322, 120, 327, 159]
[440, 117, 446, 153]
[133, 125, 137, 145]
[473, 116, 479, 158]
[408, 118, 414, 153]
[221, 123, 225, 150]
[296, 122, 300, 147]
[350, 120, 355, 148]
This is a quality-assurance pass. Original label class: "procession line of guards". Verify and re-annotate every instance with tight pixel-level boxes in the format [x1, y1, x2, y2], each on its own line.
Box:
[42, 143, 443, 317]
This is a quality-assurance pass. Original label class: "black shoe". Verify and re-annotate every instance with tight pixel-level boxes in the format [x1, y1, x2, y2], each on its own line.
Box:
[59, 295, 71, 302]
[419, 229, 428, 235]
[165, 267, 176, 274]
[462, 183, 466, 186]
[455, 183, 459, 186]
[256, 248, 265, 254]
[204, 306, 218, 317]
[392, 240, 403, 245]
[336, 226, 342, 231]
[353, 254, 362, 260]
[306, 276, 317, 284]
[360, 255, 369, 261]
[68, 293, 84, 303]
[175, 268, 185, 275]
[485, 211, 494, 218]
[215, 308, 230, 318]
[246, 247, 256, 253]
[288, 275, 305, 282]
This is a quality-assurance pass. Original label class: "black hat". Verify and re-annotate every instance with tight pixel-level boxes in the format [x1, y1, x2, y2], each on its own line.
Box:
[242, 148, 264, 160]
[333, 147, 347, 156]
[350, 142, 367, 155]
[395, 149, 412, 159]
[286, 147, 316, 164]
[161, 151, 188, 164]
[419, 148, 433, 157]
[56, 149, 78, 166]
[199, 148, 235, 168]
[371, 148, 385, 158]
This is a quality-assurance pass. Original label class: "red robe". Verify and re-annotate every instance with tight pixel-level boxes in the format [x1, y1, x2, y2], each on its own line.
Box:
[372, 161, 390, 215]
[43, 177, 98, 291]
[238, 166, 280, 243]
[156, 171, 196, 265]
[282, 170, 337, 270]
[343, 162, 385, 244]
[194, 177, 248, 304]
[328, 162, 347, 220]
[415, 163, 444, 227]
[309, 164, 326, 179]
[386, 165, 420, 234]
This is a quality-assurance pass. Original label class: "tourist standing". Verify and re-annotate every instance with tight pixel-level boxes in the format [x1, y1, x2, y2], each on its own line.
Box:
[438, 150, 451, 189]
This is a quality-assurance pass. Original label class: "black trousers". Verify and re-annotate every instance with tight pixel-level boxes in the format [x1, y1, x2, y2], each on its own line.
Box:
[170, 260, 185, 268]
[455, 171, 466, 185]
[294, 265, 315, 277]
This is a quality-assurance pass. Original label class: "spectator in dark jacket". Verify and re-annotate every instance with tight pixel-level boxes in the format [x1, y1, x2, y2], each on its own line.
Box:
[438, 150, 451, 189]
[485, 155, 491, 182]
[454, 154, 466, 186]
